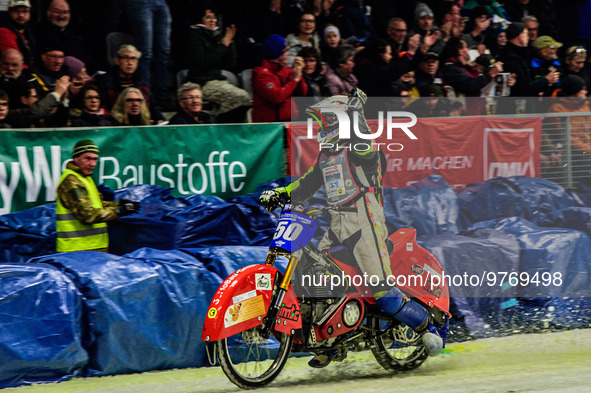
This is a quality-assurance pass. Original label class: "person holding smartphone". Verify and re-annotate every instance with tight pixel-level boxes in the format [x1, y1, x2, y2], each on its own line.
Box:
[461, 6, 491, 51]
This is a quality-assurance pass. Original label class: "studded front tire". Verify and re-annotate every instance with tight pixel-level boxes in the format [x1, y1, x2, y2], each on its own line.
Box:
[217, 327, 292, 389]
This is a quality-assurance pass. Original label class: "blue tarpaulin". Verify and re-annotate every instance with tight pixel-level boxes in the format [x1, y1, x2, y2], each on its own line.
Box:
[106, 182, 290, 255]
[469, 217, 591, 328]
[419, 229, 521, 339]
[505, 177, 581, 225]
[458, 177, 525, 228]
[107, 187, 277, 255]
[0, 204, 56, 263]
[545, 206, 591, 236]
[458, 176, 580, 228]
[471, 217, 591, 297]
[383, 174, 460, 236]
[29, 249, 222, 376]
[182, 246, 287, 280]
[0, 263, 87, 388]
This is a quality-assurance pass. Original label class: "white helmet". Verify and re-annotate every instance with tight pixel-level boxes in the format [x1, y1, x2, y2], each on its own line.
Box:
[306, 95, 349, 144]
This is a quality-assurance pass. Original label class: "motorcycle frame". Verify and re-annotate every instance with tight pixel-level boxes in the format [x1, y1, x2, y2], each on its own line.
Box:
[202, 208, 451, 348]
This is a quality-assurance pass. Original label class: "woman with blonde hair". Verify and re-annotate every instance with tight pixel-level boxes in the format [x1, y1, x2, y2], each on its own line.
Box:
[109, 87, 152, 126]
[563, 46, 590, 91]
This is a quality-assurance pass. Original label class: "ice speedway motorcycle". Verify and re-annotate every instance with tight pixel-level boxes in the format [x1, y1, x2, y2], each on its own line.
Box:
[202, 202, 451, 389]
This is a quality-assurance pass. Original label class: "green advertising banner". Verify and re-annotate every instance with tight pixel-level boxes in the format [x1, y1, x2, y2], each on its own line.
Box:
[0, 123, 285, 214]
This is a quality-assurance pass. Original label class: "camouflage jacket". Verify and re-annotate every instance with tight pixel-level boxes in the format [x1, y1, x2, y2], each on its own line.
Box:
[57, 161, 120, 225]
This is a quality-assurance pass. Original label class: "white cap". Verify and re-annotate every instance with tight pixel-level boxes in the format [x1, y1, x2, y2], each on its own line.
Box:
[9, 0, 31, 8]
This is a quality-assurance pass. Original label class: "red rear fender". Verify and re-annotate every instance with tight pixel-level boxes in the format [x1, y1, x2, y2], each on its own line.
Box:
[389, 228, 451, 317]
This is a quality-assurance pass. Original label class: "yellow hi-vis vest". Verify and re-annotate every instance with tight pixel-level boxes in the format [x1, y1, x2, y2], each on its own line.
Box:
[56, 169, 108, 252]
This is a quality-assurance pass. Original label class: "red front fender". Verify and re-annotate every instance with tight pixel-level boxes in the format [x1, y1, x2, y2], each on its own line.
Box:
[202, 264, 301, 342]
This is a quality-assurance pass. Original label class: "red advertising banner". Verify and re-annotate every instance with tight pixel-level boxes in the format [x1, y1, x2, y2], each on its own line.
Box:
[289, 116, 541, 189]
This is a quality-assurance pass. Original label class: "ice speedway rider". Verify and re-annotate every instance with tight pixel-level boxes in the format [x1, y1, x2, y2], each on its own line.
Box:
[260, 88, 444, 368]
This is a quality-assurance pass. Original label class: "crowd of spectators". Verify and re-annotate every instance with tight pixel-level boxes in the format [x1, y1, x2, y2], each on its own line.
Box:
[1, 0, 591, 127]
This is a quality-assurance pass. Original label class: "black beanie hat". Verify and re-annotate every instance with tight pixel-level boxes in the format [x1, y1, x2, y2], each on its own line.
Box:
[73, 139, 99, 158]
[475, 54, 496, 72]
[506, 22, 525, 41]
[561, 75, 587, 96]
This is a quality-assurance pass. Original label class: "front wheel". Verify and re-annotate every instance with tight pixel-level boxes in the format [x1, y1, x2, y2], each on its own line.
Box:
[368, 316, 428, 372]
[217, 327, 292, 389]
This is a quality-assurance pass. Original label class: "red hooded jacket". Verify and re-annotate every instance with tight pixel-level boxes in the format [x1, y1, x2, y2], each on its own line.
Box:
[252, 59, 308, 122]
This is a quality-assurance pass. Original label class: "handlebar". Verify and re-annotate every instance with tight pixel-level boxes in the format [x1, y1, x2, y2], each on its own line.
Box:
[281, 203, 358, 217]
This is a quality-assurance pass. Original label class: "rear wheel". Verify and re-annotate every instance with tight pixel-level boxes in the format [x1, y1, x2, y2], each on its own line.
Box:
[369, 317, 428, 372]
[217, 327, 292, 389]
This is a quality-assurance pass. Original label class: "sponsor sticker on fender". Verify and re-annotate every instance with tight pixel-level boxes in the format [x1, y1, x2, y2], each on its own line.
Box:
[411, 264, 424, 275]
[278, 303, 301, 322]
[224, 295, 266, 328]
[232, 289, 257, 304]
[424, 264, 441, 281]
[255, 273, 271, 290]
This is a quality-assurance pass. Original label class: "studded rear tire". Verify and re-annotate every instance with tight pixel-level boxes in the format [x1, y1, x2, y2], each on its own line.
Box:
[369, 316, 428, 372]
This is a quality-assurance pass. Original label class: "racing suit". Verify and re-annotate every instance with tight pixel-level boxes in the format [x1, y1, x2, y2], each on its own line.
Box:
[284, 113, 392, 288]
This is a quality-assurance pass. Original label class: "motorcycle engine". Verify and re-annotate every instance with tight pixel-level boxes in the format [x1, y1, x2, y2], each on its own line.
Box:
[299, 300, 334, 347]
[300, 301, 331, 325]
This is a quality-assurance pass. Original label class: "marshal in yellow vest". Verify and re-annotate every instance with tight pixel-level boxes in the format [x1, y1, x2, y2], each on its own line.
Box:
[56, 169, 109, 252]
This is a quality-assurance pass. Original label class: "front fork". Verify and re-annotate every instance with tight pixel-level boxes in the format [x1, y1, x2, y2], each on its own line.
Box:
[260, 251, 301, 337]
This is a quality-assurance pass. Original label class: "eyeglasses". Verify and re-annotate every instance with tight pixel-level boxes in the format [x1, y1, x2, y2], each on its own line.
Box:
[49, 9, 70, 15]
[72, 81, 85, 87]
[391, 28, 407, 32]
[180, 95, 201, 101]
[9, 8, 30, 14]
[85, 95, 100, 100]
[126, 98, 143, 103]
[301, 19, 315, 23]
[0, 102, 8, 106]
[118, 55, 139, 61]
